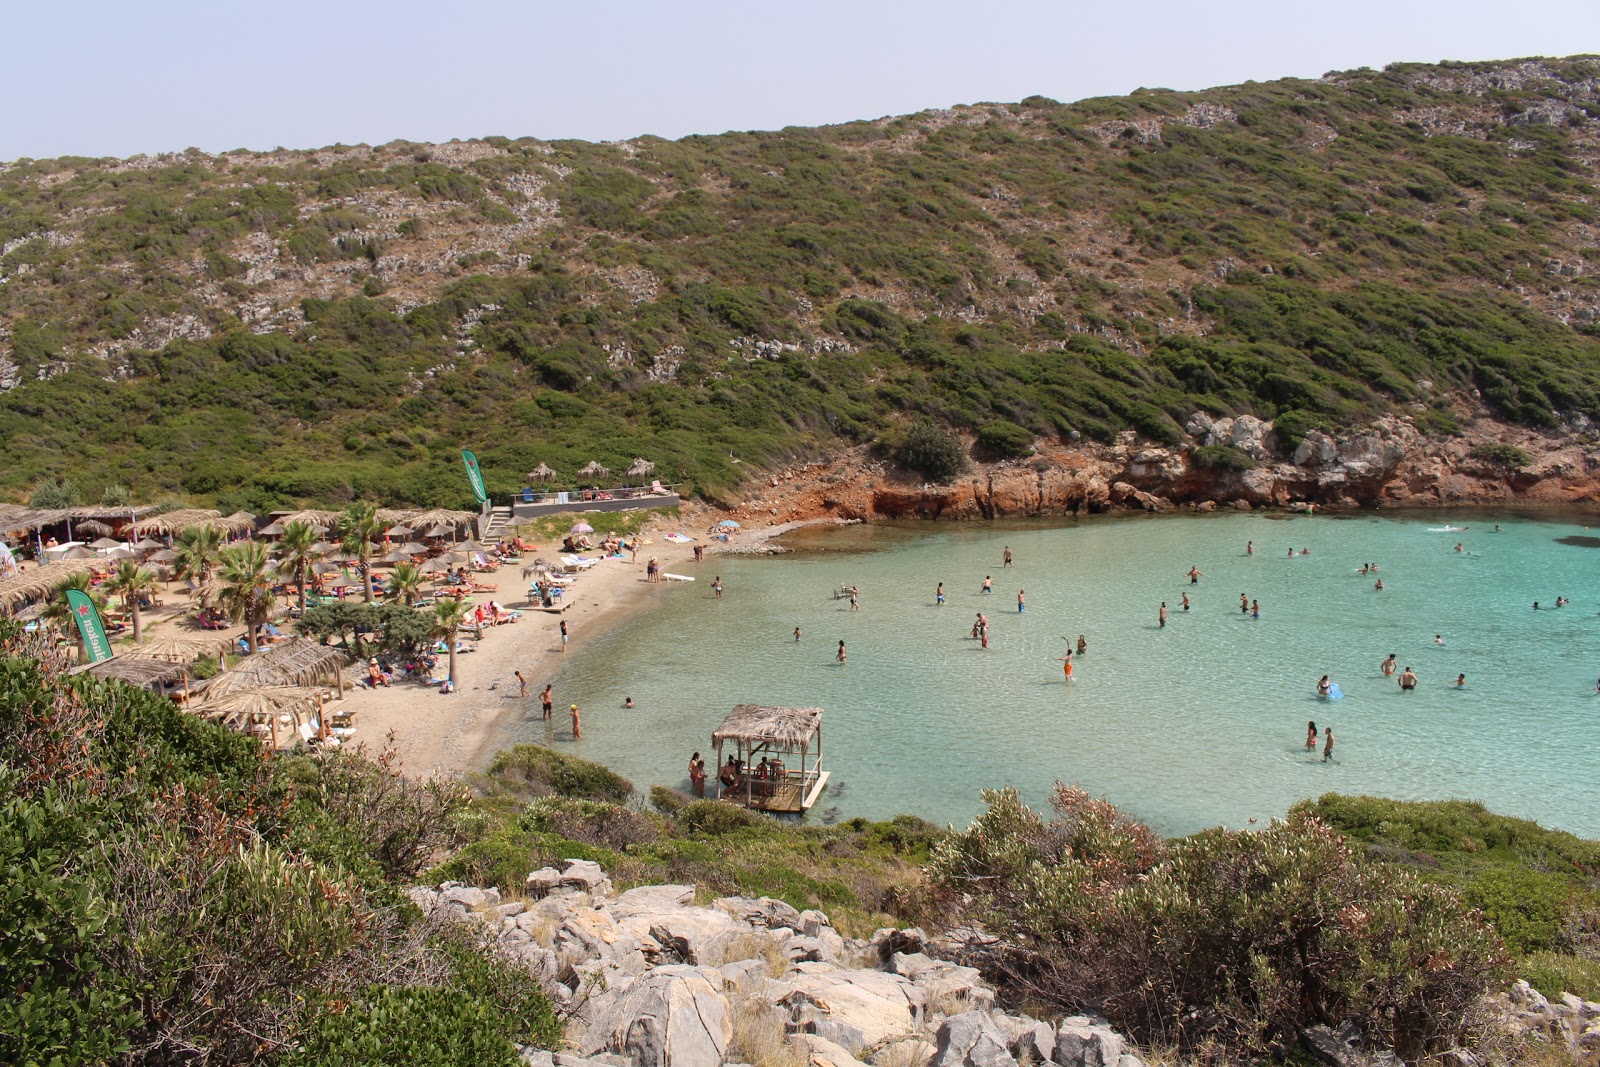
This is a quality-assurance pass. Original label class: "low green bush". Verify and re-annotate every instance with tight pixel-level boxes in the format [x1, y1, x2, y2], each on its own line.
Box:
[483, 743, 634, 802]
[897, 421, 969, 482]
[1192, 443, 1257, 470]
[976, 420, 1035, 458]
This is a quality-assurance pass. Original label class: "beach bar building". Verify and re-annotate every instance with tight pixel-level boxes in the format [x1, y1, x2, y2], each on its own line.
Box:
[712, 704, 830, 814]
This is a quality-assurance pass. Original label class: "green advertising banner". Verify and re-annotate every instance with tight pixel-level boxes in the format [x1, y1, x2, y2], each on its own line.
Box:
[461, 449, 488, 505]
[64, 588, 113, 663]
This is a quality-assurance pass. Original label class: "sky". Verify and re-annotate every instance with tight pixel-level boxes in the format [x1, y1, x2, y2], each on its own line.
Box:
[2, 0, 1596, 161]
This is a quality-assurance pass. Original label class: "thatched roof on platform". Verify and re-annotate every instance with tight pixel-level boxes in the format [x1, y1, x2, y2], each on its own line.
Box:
[199, 638, 346, 697]
[0, 504, 162, 535]
[197, 686, 319, 729]
[626, 458, 655, 478]
[123, 631, 235, 663]
[0, 559, 102, 612]
[713, 704, 823, 747]
[577, 461, 609, 479]
[277, 509, 343, 529]
[135, 509, 222, 535]
[68, 656, 192, 689]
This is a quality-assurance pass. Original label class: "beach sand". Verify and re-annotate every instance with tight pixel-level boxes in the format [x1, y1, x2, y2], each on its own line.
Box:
[343, 516, 713, 778]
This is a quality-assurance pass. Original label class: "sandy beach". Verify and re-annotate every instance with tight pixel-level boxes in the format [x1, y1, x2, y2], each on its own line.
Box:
[341, 513, 852, 779]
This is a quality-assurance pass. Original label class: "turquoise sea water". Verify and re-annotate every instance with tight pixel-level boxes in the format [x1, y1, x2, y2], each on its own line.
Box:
[505, 510, 1600, 837]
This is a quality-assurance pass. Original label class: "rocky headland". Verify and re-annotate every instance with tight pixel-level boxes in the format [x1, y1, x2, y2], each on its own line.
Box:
[719, 415, 1600, 533]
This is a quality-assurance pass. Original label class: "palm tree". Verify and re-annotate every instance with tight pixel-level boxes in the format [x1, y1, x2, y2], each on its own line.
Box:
[216, 541, 278, 653]
[430, 598, 472, 690]
[103, 561, 157, 644]
[173, 525, 223, 589]
[42, 572, 107, 662]
[274, 520, 322, 615]
[338, 502, 384, 604]
[388, 562, 425, 606]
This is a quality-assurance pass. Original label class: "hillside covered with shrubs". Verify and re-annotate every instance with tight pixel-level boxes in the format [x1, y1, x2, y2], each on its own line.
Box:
[3, 57, 1600, 508]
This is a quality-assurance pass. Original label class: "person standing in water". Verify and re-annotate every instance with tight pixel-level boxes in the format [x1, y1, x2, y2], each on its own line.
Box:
[1003, 545, 1013, 568]
[982, 576, 993, 594]
[1323, 726, 1335, 763]
[936, 582, 944, 606]
[689, 752, 706, 797]
[849, 587, 859, 611]
[1240, 593, 1249, 614]
[1317, 675, 1331, 698]
[1188, 565, 1203, 584]
[570, 703, 582, 739]
[1399, 667, 1418, 692]
[1158, 602, 1168, 628]
[713, 576, 724, 599]
[1247, 540, 1254, 556]
[540, 683, 554, 721]
[1381, 654, 1397, 677]
[515, 670, 527, 699]
[1076, 634, 1087, 655]
[1251, 599, 1260, 620]
[836, 640, 846, 663]
[1306, 720, 1318, 750]
[1017, 589, 1025, 614]
[1181, 591, 1191, 611]
[1056, 650, 1074, 681]
[794, 626, 802, 642]
[1454, 674, 1466, 688]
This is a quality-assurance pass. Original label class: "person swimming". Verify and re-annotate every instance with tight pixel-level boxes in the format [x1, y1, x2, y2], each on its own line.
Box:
[1454, 674, 1466, 688]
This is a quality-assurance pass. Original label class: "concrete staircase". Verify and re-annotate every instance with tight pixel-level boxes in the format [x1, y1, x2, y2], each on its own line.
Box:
[479, 504, 513, 542]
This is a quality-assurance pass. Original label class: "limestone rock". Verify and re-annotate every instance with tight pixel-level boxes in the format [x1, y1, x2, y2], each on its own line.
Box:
[1055, 1024, 1123, 1067]
[928, 1010, 1017, 1067]
[803, 1034, 871, 1067]
[782, 963, 926, 1053]
[889, 953, 994, 1013]
[578, 965, 731, 1067]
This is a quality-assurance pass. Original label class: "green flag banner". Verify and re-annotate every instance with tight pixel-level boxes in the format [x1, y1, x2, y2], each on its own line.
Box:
[461, 449, 488, 505]
[65, 588, 113, 663]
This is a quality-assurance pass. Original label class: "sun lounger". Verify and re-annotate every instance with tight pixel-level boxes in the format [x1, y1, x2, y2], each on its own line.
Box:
[561, 555, 598, 571]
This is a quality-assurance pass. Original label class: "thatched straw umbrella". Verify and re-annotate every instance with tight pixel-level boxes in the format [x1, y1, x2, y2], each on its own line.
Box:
[577, 461, 609, 480]
[88, 536, 125, 550]
[626, 458, 655, 479]
[528, 463, 557, 484]
[278, 510, 342, 529]
[385, 524, 413, 538]
[123, 632, 235, 664]
[197, 686, 321, 747]
[133, 538, 165, 553]
[77, 519, 116, 538]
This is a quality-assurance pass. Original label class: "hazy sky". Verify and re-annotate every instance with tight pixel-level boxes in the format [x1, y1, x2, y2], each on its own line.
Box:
[3, 1, 1595, 160]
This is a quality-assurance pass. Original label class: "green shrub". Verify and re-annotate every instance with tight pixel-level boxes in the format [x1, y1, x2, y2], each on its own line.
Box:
[1470, 442, 1532, 470]
[284, 984, 520, 1066]
[1461, 866, 1574, 955]
[482, 744, 634, 802]
[897, 421, 969, 482]
[676, 798, 776, 836]
[1192, 443, 1257, 470]
[976, 420, 1035, 458]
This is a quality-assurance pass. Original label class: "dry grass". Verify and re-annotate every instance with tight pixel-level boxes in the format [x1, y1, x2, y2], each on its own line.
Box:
[711, 931, 789, 978]
[726, 992, 808, 1067]
[871, 1038, 935, 1067]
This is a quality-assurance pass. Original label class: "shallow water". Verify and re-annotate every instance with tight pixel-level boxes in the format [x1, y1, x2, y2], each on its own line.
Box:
[506, 509, 1600, 836]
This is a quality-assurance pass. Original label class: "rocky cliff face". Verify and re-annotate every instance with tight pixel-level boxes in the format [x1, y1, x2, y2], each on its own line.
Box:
[720, 415, 1600, 530]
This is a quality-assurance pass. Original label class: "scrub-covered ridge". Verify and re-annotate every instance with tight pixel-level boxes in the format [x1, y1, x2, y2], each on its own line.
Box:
[3, 57, 1600, 508]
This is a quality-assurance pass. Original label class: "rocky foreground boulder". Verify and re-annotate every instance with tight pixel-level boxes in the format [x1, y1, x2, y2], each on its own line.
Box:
[408, 861, 1141, 1067]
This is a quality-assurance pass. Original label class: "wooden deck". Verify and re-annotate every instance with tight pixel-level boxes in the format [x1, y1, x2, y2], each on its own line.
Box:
[729, 771, 830, 814]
